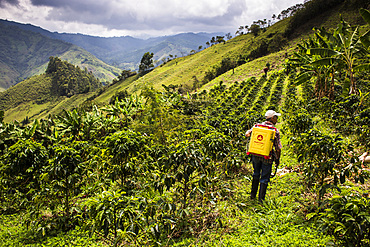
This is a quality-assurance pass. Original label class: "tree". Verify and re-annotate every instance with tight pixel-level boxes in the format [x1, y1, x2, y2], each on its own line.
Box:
[287, 37, 334, 99]
[139, 52, 154, 74]
[118, 70, 136, 81]
[210, 37, 216, 45]
[216, 36, 225, 44]
[250, 23, 261, 37]
[294, 16, 370, 97]
[238, 26, 244, 35]
[272, 14, 276, 23]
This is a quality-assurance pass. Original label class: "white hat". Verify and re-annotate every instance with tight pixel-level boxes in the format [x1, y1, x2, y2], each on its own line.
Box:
[265, 110, 281, 119]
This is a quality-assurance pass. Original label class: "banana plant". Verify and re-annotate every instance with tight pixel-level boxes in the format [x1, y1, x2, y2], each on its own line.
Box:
[81, 105, 105, 140]
[287, 37, 335, 99]
[306, 17, 370, 95]
[102, 95, 144, 127]
[359, 8, 370, 49]
[56, 109, 84, 140]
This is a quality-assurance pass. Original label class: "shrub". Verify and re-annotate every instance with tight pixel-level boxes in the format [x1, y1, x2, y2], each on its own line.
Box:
[311, 195, 370, 246]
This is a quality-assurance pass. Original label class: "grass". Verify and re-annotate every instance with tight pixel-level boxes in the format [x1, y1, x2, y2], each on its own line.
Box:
[94, 75, 140, 104]
[0, 214, 107, 247]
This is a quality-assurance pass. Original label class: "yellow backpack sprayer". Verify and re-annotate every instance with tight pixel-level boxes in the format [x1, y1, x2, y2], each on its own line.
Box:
[247, 124, 278, 177]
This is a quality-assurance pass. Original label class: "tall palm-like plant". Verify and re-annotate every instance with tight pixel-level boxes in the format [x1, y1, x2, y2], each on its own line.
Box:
[56, 109, 84, 140]
[306, 14, 370, 95]
[288, 37, 334, 99]
[359, 8, 370, 49]
[102, 95, 144, 127]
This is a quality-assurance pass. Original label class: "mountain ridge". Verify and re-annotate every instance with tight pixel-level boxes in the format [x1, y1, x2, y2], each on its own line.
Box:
[0, 22, 121, 90]
[1, 0, 368, 123]
[0, 19, 222, 70]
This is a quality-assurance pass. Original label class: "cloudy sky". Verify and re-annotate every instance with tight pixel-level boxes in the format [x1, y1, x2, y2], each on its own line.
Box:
[0, 0, 303, 38]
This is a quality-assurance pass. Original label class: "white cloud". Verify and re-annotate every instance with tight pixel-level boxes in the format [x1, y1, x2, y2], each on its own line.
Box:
[0, 0, 303, 37]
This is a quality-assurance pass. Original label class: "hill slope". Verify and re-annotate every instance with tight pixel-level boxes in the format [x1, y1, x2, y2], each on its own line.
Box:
[0, 2, 369, 246]
[0, 23, 121, 90]
[0, 58, 103, 122]
[1, 0, 368, 122]
[0, 19, 219, 70]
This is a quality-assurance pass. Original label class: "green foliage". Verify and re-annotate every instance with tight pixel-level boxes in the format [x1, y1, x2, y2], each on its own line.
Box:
[109, 90, 129, 104]
[0, 214, 104, 246]
[139, 52, 154, 74]
[0, 4, 370, 246]
[0, 139, 48, 212]
[103, 94, 144, 128]
[249, 23, 261, 37]
[284, 109, 313, 135]
[47, 56, 102, 97]
[288, 15, 370, 98]
[202, 57, 238, 84]
[44, 144, 85, 222]
[84, 189, 129, 239]
[311, 195, 370, 246]
[103, 129, 147, 186]
[286, 0, 345, 37]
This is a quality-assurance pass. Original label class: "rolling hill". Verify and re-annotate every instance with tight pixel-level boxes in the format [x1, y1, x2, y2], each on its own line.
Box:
[0, 1, 369, 246]
[1, 0, 368, 123]
[0, 22, 121, 90]
[0, 19, 220, 70]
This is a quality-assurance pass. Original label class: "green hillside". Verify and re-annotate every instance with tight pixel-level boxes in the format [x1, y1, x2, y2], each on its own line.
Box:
[0, 1, 369, 246]
[0, 57, 103, 122]
[0, 23, 71, 89]
[0, 19, 218, 71]
[1, 24, 290, 122]
[0, 23, 121, 90]
[2, 0, 368, 123]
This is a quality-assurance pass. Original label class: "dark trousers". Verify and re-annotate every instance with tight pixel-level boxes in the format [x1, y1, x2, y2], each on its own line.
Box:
[252, 155, 272, 185]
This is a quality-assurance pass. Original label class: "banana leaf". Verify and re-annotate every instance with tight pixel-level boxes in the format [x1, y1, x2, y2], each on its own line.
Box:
[360, 30, 370, 49]
[360, 8, 370, 25]
[307, 48, 340, 57]
[310, 57, 342, 67]
[295, 71, 314, 86]
[353, 63, 370, 72]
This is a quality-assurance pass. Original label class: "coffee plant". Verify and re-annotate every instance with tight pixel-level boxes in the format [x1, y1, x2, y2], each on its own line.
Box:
[1, 10, 370, 245]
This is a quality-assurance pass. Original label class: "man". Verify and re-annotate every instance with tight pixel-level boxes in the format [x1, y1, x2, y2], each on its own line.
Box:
[245, 110, 282, 202]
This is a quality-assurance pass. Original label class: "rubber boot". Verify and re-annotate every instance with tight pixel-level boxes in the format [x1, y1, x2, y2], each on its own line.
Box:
[250, 176, 260, 199]
[258, 183, 268, 203]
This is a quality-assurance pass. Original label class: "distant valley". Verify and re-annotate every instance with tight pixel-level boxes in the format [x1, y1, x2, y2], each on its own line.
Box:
[0, 19, 220, 90]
